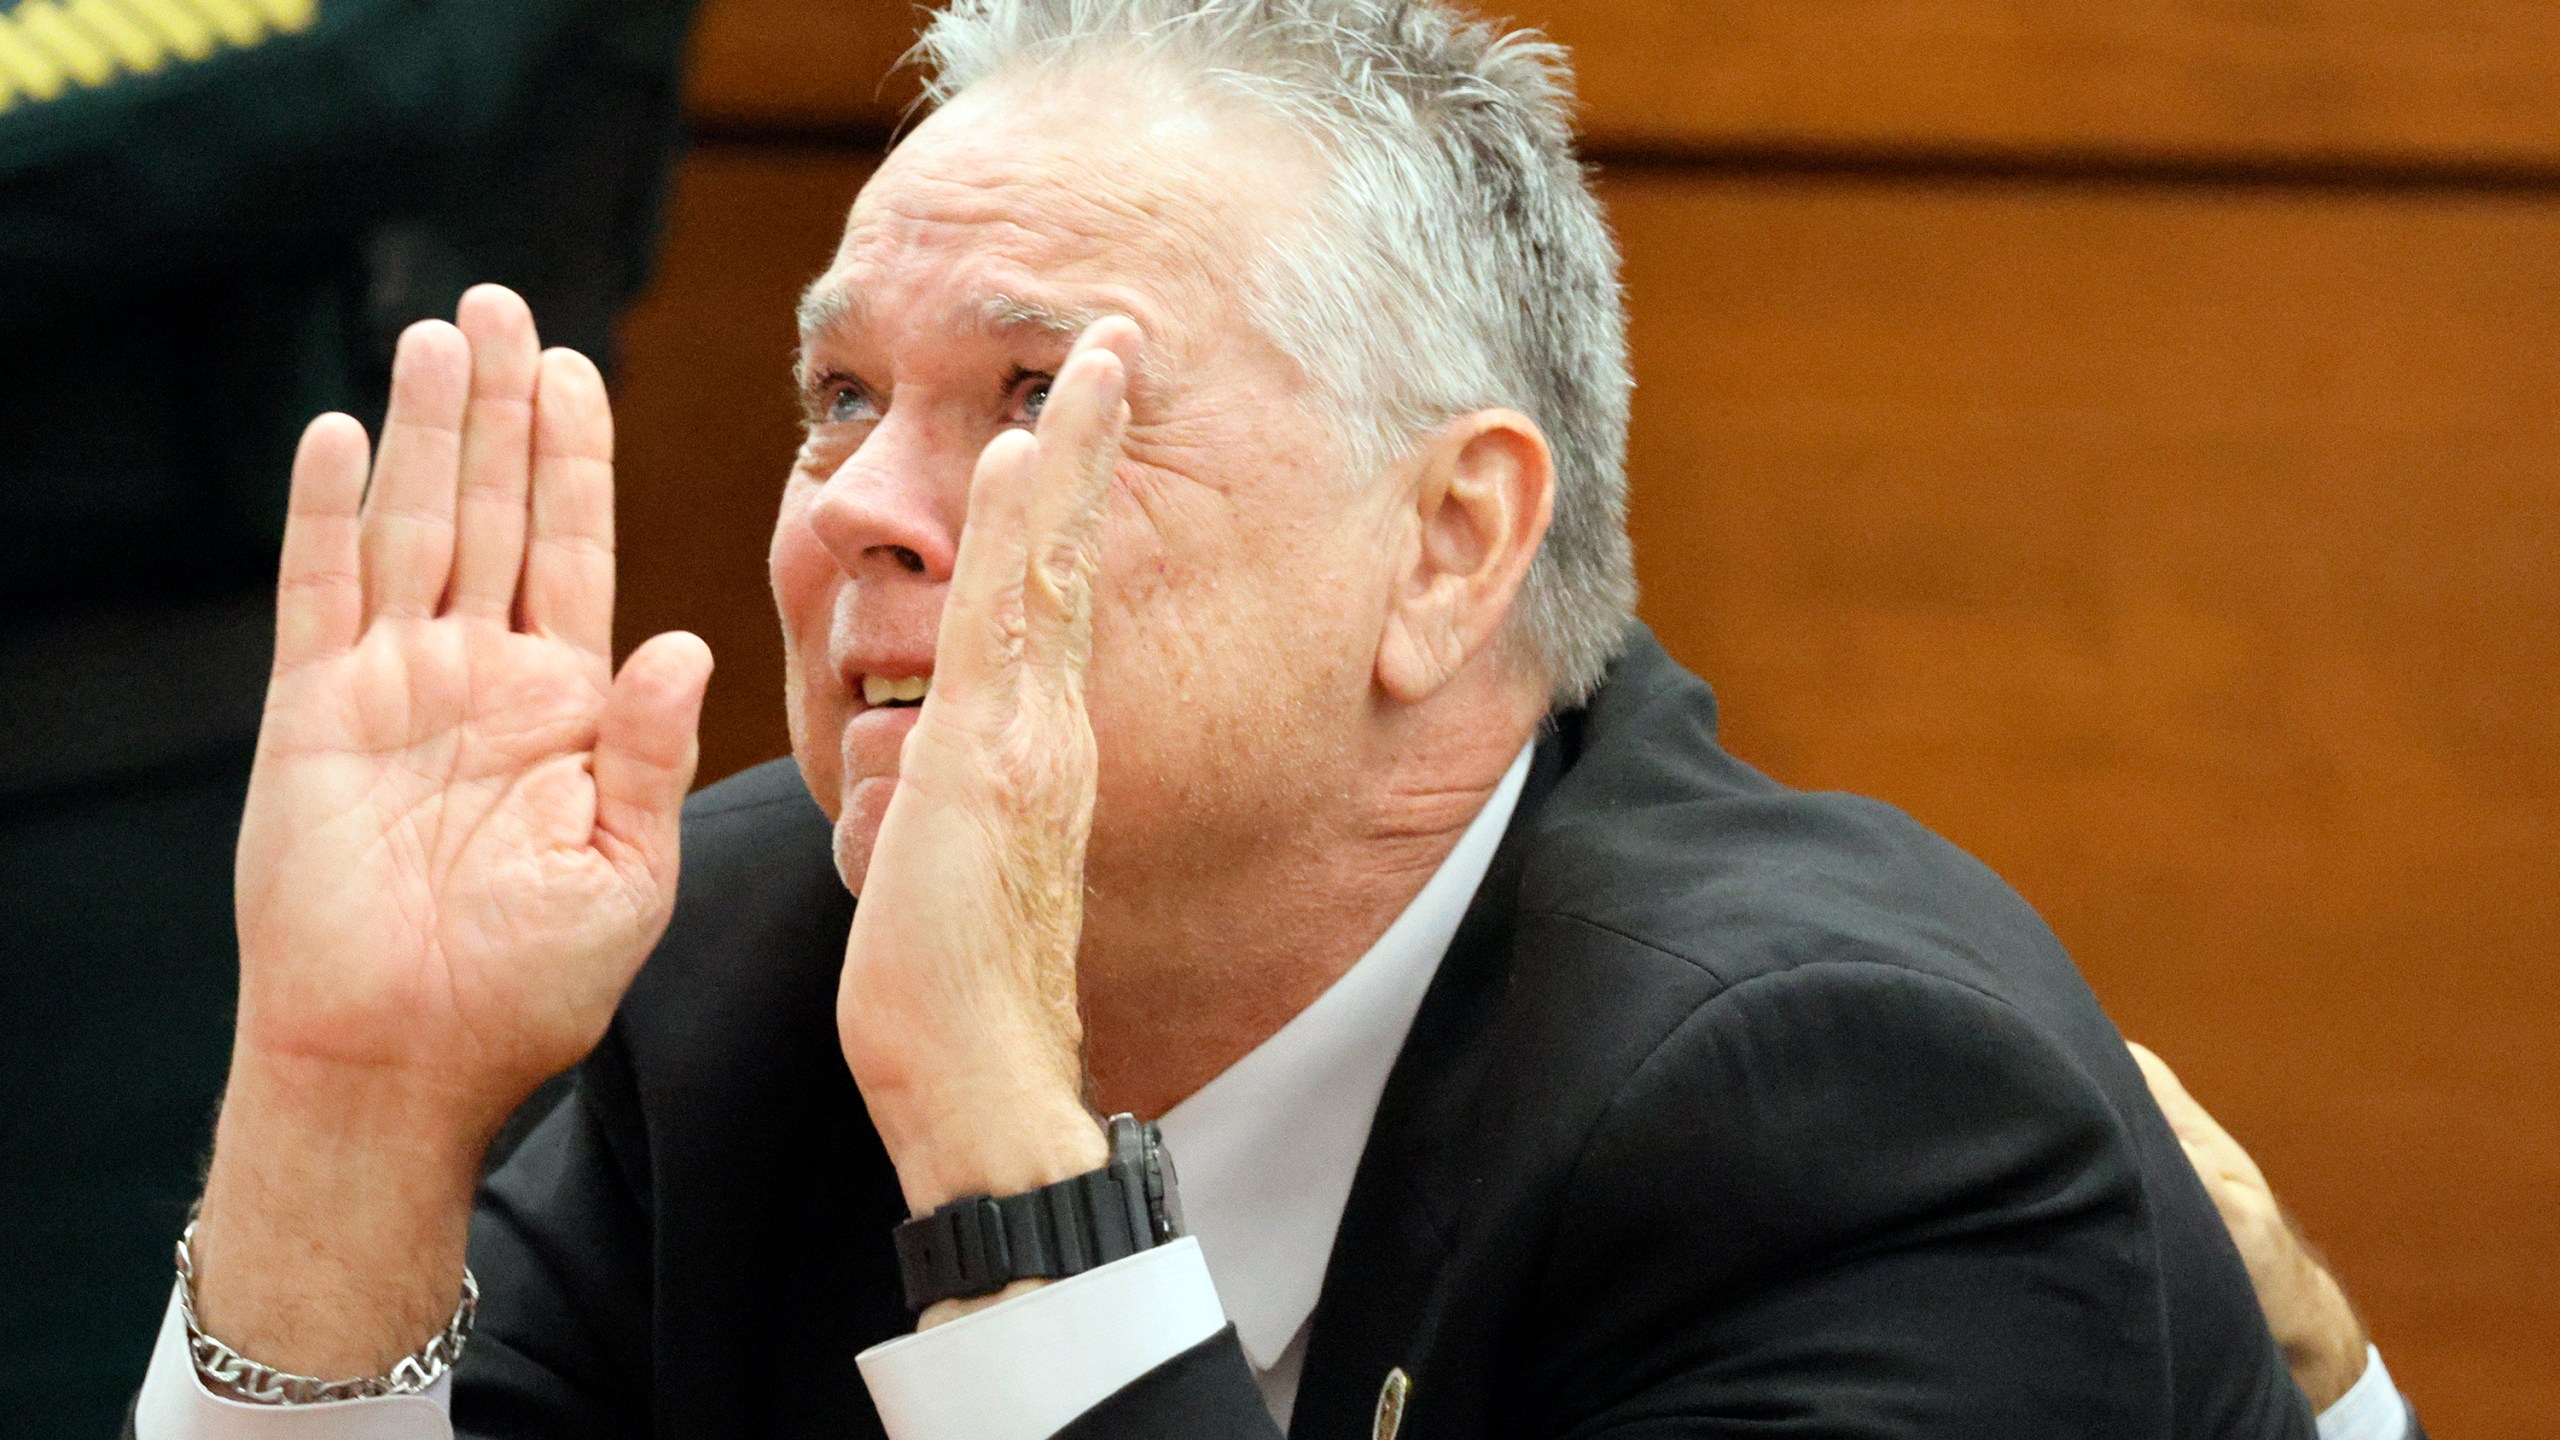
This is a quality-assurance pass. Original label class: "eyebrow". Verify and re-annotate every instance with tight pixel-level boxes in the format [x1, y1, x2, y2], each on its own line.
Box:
[795, 278, 862, 341]
[795, 281, 1162, 388]
[979, 293, 1108, 340]
[982, 294, 1167, 389]
[797, 279, 1106, 342]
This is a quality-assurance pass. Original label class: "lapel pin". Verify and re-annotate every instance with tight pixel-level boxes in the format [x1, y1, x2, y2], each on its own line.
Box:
[1372, 1366, 1411, 1440]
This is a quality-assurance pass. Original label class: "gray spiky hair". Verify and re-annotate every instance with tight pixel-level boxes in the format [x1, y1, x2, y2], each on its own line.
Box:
[912, 0, 1636, 702]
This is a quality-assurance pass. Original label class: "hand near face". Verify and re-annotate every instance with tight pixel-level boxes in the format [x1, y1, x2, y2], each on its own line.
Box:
[836, 319, 1144, 1227]
[2131, 1043, 2373, 1411]
[234, 284, 713, 1140]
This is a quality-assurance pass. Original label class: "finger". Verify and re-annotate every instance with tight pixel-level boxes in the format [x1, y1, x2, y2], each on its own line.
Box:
[2127, 1042, 2182, 1104]
[1026, 320, 1139, 556]
[2129, 1041, 2212, 1132]
[2128, 1042, 2266, 1187]
[1019, 324, 1136, 686]
[523, 347, 617, 668]
[592, 630, 714, 883]
[271, 413, 372, 673]
[2129, 1043, 2212, 1142]
[359, 321, 472, 622]
[446, 285, 543, 622]
[932, 427, 1040, 708]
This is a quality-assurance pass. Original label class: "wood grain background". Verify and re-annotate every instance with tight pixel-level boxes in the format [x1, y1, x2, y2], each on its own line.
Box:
[612, 3, 2560, 1430]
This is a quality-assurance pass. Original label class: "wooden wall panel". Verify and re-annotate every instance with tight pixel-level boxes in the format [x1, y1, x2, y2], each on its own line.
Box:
[610, 144, 2559, 1435]
[684, 0, 2560, 168]
[1532, 0, 2560, 166]
[684, 0, 916, 134]
[1609, 171, 2560, 1434]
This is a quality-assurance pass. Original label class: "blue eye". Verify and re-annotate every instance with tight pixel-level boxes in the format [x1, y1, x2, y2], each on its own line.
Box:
[826, 385, 876, 424]
[1019, 377, 1052, 423]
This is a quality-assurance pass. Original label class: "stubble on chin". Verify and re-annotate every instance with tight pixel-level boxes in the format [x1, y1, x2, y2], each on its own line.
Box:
[831, 819, 873, 895]
[830, 777, 888, 893]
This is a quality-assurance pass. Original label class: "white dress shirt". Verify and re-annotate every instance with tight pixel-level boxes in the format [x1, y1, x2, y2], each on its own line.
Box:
[2321, 1347, 2414, 1440]
[134, 740, 2404, 1440]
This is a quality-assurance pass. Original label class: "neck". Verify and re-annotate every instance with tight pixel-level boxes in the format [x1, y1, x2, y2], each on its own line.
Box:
[1076, 680, 1542, 1118]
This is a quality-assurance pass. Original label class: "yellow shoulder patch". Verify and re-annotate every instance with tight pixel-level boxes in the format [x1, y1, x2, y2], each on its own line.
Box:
[0, 0, 316, 112]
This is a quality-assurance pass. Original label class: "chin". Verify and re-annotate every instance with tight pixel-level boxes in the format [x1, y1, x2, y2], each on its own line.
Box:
[830, 779, 894, 893]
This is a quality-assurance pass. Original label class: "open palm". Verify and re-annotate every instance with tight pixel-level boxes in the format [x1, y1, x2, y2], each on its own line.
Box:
[233, 286, 711, 1129]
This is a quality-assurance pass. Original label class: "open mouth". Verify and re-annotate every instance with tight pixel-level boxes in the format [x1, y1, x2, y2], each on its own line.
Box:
[860, 674, 932, 709]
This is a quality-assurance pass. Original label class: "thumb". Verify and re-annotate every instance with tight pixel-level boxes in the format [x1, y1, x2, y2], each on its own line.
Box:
[2129, 1041, 2272, 1196]
[594, 630, 714, 882]
[2130, 1042, 2218, 1151]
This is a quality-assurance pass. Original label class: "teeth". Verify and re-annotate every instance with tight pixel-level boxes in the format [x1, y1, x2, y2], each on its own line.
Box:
[862, 674, 932, 706]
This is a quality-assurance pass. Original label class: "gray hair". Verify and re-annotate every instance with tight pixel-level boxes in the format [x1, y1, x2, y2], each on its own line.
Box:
[911, 0, 1637, 703]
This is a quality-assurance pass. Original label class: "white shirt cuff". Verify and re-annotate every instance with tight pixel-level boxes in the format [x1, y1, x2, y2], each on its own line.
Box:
[2316, 1346, 2411, 1440]
[857, 1236, 1227, 1440]
[134, 1282, 454, 1439]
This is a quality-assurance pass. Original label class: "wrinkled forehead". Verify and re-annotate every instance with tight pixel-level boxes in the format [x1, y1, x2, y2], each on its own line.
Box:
[806, 74, 1321, 350]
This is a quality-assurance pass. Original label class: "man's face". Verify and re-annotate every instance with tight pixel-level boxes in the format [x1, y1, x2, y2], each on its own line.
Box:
[774, 76, 1399, 892]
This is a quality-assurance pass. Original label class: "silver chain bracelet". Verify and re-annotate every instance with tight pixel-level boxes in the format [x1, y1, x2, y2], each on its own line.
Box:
[175, 1215, 479, 1404]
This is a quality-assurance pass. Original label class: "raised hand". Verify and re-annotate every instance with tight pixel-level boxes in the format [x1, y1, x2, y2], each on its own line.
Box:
[193, 285, 711, 1375]
[235, 284, 710, 1122]
[836, 320, 1142, 1237]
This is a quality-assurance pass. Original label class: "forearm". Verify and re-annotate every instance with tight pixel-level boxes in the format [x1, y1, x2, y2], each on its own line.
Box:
[2274, 1247, 2371, 1413]
[189, 1053, 490, 1377]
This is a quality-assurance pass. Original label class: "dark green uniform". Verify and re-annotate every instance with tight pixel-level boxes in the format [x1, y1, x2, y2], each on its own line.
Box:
[0, 2, 695, 1426]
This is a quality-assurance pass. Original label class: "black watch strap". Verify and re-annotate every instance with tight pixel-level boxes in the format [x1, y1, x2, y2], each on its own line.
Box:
[892, 1115, 1181, 1312]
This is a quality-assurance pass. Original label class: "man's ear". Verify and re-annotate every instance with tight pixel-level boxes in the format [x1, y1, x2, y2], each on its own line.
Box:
[1375, 409, 1555, 704]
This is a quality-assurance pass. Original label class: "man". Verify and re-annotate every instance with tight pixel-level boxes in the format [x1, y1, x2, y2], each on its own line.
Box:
[131, 2, 2420, 1437]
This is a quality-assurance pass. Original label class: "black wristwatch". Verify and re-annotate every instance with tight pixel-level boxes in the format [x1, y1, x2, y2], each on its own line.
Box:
[891, 1113, 1185, 1312]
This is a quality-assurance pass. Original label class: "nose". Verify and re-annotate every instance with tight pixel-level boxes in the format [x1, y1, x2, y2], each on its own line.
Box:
[806, 413, 969, 582]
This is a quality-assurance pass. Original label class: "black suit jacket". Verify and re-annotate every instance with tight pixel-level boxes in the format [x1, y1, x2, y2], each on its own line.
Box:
[443, 632, 2328, 1437]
